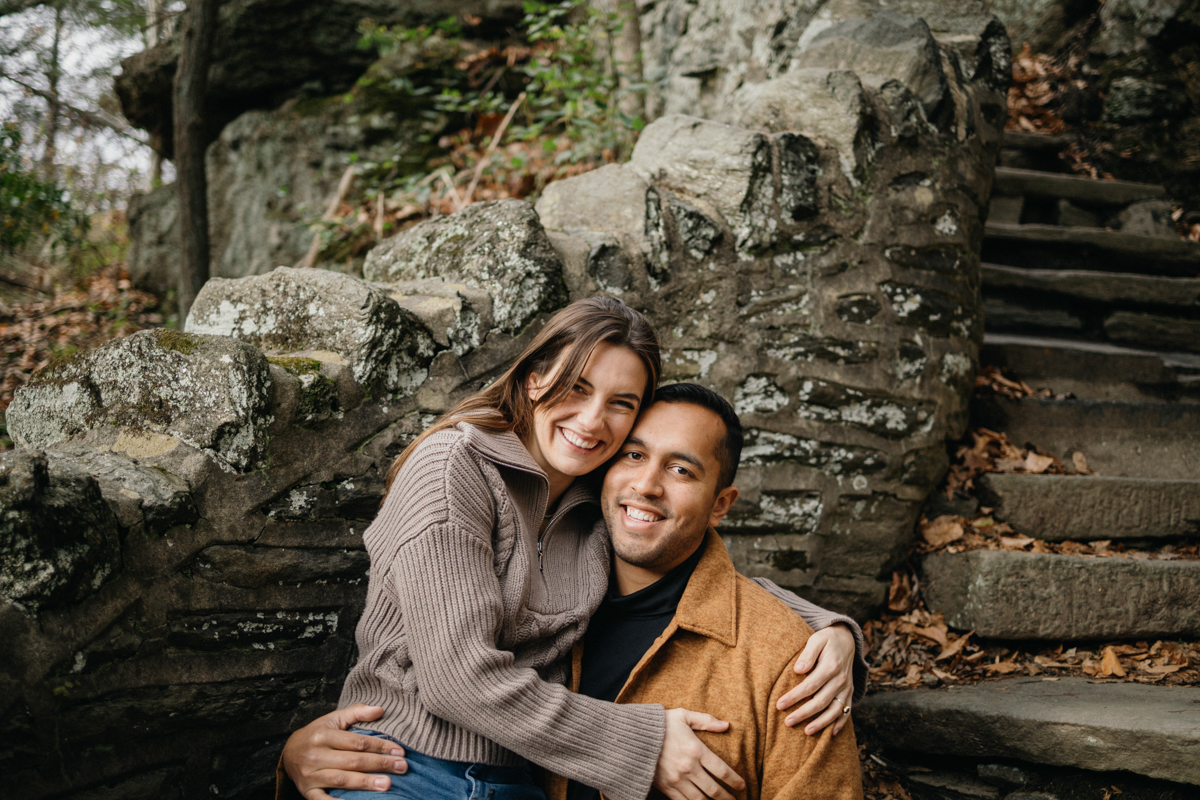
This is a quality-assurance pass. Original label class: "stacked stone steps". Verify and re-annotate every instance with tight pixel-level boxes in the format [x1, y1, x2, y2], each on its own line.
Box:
[924, 395, 1200, 644]
[980, 156, 1200, 356]
[860, 148, 1200, 795]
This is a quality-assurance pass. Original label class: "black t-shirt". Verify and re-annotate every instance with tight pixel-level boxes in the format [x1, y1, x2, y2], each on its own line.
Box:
[565, 544, 706, 800]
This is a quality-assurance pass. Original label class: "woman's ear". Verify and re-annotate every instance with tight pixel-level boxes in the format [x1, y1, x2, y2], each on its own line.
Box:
[526, 371, 545, 402]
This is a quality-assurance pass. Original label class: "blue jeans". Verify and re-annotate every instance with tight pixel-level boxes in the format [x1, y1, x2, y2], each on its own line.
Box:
[329, 729, 547, 800]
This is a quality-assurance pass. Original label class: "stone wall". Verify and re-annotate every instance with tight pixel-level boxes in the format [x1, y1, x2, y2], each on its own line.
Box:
[5, 3, 1004, 797]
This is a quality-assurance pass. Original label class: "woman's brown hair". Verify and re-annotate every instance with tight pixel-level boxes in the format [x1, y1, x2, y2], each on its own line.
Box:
[383, 296, 662, 498]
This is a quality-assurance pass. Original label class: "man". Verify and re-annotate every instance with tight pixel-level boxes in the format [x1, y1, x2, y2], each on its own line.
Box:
[550, 382, 863, 800]
[281, 383, 863, 800]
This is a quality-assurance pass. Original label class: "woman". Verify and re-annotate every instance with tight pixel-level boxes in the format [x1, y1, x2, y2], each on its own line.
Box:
[281, 297, 865, 800]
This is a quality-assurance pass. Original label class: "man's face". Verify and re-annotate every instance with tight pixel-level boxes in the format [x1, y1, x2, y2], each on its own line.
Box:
[601, 401, 738, 576]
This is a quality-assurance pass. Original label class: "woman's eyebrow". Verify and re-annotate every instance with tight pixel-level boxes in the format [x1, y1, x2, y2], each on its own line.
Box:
[577, 376, 640, 402]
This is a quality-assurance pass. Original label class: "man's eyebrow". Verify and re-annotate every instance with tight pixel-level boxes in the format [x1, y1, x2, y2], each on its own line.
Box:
[577, 376, 641, 402]
[624, 436, 705, 472]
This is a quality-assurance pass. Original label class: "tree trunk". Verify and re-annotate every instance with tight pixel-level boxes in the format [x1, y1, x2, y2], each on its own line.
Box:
[611, 0, 644, 122]
[172, 0, 218, 321]
[40, 4, 63, 179]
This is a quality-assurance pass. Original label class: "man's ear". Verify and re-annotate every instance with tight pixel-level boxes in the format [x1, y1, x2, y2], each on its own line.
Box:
[708, 485, 739, 528]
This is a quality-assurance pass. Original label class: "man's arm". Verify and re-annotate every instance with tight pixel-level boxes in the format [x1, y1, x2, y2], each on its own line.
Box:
[761, 650, 865, 800]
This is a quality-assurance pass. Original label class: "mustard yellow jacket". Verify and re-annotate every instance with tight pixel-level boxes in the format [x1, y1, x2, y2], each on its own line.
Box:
[546, 529, 865, 800]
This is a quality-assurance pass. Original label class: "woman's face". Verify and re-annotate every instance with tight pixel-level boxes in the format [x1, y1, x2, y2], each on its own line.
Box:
[525, 341, 649, 481]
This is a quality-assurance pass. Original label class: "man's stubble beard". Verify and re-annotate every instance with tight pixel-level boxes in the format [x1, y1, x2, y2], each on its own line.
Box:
[603, 492, 698, 571]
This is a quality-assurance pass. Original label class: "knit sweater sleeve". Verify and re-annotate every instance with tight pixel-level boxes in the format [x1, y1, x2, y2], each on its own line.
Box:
[378, 439, 665, 800]
[750, 578, 868, 703]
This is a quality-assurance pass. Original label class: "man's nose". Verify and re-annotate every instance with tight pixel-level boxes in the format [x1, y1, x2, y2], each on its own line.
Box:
[629, 465, 663, 498]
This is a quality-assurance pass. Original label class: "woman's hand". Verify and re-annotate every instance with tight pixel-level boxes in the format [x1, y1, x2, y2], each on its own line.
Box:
[281, 704, 408, 799]
[775, 624, 856, 736]
[653, 708, 746, 800]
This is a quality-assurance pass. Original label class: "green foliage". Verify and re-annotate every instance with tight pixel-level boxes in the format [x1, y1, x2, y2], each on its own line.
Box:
[362, 0, 646, 166]
[0, 124, 88, 253]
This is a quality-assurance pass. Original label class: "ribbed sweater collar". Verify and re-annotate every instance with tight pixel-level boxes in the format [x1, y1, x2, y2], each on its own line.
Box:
[456, 422, 600, 511]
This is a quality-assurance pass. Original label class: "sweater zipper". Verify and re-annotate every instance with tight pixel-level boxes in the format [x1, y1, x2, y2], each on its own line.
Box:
[538, 505, 570, 573]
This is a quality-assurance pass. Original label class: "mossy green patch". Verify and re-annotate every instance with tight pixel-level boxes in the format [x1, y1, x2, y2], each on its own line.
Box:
[156, 329, 202, 355]
[268, 356, 324, 376]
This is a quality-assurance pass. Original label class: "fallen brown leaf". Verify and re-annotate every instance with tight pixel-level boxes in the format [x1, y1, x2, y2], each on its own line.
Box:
[921, 516, 965, 547]
[936, 633, 973, 662]
[1023, 451, 1056, 473]
[1099, 646, 1127, 678]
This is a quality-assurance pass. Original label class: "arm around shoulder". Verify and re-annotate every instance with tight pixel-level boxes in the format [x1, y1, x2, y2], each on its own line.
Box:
[760, 650, 865, 800]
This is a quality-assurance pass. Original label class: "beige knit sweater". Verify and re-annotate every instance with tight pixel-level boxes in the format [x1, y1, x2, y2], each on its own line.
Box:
[338, 423, 864, 800]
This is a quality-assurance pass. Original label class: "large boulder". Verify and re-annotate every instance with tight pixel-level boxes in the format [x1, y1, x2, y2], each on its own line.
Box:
[186, 267, 436, 394]
[363, 199, 568, 334]
[6, 329, 273, 472]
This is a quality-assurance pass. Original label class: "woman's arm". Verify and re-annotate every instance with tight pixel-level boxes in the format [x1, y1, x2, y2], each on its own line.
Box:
[750, 578, 868, 733]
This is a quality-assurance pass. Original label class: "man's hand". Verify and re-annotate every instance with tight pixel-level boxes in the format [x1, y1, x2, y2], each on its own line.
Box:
[653, 708, 746, 800]
[282, 704, 408, 799]
[776, 624, 856, 735]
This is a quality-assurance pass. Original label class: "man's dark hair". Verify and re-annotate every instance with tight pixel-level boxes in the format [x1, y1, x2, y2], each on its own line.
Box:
[653, 383, 743, 490]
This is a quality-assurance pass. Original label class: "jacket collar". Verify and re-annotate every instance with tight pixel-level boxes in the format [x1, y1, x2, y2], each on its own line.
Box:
[671, 528, 738, 648]
[457, 421, 600, 510]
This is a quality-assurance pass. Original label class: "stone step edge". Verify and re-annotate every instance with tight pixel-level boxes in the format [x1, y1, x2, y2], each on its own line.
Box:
[921, 549, 1200, 641]
[976, 472, 1200, 542]
[983, 332, 1200, 373]
[981, 262, 1200, 309]
[856, 677, 1200, 787]
[993, 166, 1166, 206]
[985, 223, 1200, 262]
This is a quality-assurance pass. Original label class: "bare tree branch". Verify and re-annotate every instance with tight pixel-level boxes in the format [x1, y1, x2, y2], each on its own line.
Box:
[0, 70, 147, 145]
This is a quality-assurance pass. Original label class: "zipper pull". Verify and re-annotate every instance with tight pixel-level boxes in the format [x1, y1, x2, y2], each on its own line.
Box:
[537, 539, 544, 572]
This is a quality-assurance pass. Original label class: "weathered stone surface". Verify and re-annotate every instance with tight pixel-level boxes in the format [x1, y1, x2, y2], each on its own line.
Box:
[982, 263, 1200, 307]
[1104, 311, 1200, 354]
[717, 69, 871, 177]
[46, 446, 198, 536]
[857, 678, 1200, 785]
[629, 115, 779, 253]
[0, 450, 120, 613]
[991, 166, 1165, 206]
[972, 396, 1200, 480]
[1116, 199, 1181, 239]
[922, 549, 1200, 639]
[792, 11, 949, 118]
[362, 200, 567, 334]
[186, 267, 435, 394]
[124, 184, 178, 298]
[378, 279, 494, 356]
[7, 329, 272, 471]
[978, 473, 1200, 541]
